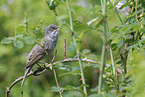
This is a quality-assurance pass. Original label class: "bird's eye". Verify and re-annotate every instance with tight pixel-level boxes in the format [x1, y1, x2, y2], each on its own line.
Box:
[51, 28, 54, 30]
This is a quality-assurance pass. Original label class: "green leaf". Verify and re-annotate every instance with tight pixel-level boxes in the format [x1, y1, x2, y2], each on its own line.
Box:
[67, 43, 76, 52]
[14, 40, 24, 48]
[23, 36, 34, 44]
[141, 44, 145, 48]
[132, 22, 141, 31]
[51, 86, 64, 92]
[121, 25, 131, 32]
[63, 85, 86, 95]
[90, 86, 98, 92]
[127, 44, 138, 50]
[59, 67, 80, 77]
[16, 24, 25, 33]
[124, 34, 132, 39]
[56, 15, 68, 21]
[135, 8, 144, 14]
[116, 60, 122, 64]
[64, 85, 79, 90]
[72, 66, 80, 71]
[82, 63, 99, 68]
[1, 38, 12, 44]
[7, 37, 17, 40]
[15, 34, 23, 38]
[72, 5, 83, 12]
[80, 84, 88, 88]
[88, 94, 103, 97]
[82, 49, 91, 54]
[55, 63, 71, 71]
[117, 39, 123, 47]
[111, 26, 119, 33]
[138, 38, 145, 43]
[73, 20, 87, 32]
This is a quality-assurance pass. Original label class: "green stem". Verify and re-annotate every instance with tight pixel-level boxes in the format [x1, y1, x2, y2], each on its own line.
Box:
[66, 0, 87, 96]
[108, 0, 123, 25]
[109, 41, 119, 94]
[109, 41, 116, 80]
[98, 0, 107, 94]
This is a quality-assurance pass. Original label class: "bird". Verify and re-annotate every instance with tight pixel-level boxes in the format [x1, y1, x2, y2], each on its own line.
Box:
[21, 24, 60, 88]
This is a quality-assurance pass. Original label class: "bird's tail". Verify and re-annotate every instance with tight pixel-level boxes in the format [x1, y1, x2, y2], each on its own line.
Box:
[21, 67, 31, 88]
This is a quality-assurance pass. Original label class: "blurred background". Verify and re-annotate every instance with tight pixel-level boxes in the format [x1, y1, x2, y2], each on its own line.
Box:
[1, 0, 144, 97]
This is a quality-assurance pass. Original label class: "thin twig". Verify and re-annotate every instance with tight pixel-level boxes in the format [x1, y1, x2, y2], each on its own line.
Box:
[6, 58, 122, 96]
[51, 50, 63, 97]
[64, 38, 66, 59]
[51, 50, 57, 63]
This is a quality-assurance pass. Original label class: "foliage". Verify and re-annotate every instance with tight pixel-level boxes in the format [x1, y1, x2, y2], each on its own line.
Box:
[0, 0, 145, 97]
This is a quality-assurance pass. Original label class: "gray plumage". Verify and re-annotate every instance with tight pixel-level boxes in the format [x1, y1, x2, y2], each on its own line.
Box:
[21, 24, 60, 88]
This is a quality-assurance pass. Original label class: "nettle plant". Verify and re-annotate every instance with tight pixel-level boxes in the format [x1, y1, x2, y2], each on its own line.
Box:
[2, 0, 145, 97]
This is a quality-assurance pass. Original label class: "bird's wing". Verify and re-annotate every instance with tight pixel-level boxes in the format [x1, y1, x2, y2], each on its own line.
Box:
[25, 44, 46, 68]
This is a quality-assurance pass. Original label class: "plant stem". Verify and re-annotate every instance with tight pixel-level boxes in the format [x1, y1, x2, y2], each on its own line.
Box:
[66, 0, 87, 96]
[98, 0, 107, 94]
[52, 65, 62, 97]
[109, 41, 119, 94]
[108, 0, 123, 25]
[109, 41, 116, 78]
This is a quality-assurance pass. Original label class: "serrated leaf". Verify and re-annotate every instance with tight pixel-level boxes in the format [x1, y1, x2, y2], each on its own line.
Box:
[51, 86, 64, 92]
[117, 39, 123, 47]
[82, 49, 91, 54]
[127, 44, 138, 50]
[7, 37, 16, 40]
[132, 22, 141, 31]
[59, 69, 80, 77]
[16, 24, 25, 33]
[82, 63, 98, 68]
[72, 66, 80, 71]
[23, 36, 34, 44]
[121, 25, 131, 32]
[88, 94, 102, 97]
[64, 85, 78, 90]
[55, 63, 70, 71]
[135, 8, 144, 14]
[56, 15, 68, 21]
[116, 60, 122, 64]
[14, 40, 24, 48]
[124, 34, 132, 39]
[62, 85, 86, 95]
[15, 34, 23, 38]
[1, 38, 12, 44]
[138, 38, 145, 43]
[111, 26, 120, 33]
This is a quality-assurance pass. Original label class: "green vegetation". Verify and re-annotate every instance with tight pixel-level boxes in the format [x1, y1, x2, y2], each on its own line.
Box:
[1, 0, 145, 97]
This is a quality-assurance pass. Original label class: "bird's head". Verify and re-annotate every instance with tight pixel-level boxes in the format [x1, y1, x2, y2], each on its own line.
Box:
[45, 24, 60, 37]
